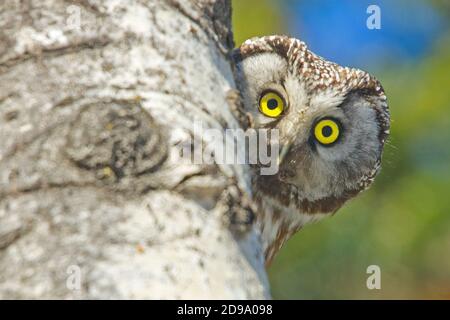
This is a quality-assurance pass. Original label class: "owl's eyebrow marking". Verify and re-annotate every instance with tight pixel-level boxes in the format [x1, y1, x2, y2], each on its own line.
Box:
[346, 87, 379, 99]
[339, 87, 379, 108]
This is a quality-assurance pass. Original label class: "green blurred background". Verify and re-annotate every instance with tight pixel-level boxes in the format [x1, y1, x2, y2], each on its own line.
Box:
[232, 0, 450, 299]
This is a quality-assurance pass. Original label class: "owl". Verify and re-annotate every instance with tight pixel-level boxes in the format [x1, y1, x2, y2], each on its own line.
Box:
[232, 36, 390, 264]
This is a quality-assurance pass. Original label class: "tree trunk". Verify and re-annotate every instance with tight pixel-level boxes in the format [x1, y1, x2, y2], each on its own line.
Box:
[0, 0, 269, 299]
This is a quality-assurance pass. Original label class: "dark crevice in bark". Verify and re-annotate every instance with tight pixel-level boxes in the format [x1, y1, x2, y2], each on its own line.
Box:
[0, 37, 112, 74]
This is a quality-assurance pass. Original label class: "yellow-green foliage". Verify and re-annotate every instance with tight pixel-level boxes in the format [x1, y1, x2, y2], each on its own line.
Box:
[232, 0, 287, 46]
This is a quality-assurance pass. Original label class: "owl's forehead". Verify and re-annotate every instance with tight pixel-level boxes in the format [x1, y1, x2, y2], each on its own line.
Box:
[236, 35, 385, 98]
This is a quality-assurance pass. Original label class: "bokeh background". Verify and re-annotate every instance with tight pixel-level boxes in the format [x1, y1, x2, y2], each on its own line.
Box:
[232, 0, 450, 299]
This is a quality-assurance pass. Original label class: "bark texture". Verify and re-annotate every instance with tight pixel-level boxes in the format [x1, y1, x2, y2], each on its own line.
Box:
[0, 0, 269, 299]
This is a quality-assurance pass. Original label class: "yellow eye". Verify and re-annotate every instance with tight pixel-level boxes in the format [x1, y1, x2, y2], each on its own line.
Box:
[259, 91, 285, 118]
[314, 118, 340, 145]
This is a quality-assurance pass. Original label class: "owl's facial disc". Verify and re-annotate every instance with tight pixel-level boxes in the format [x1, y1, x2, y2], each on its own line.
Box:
[233, 36, 390, 214]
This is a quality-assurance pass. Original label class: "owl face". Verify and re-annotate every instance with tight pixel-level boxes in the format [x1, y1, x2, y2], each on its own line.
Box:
[233, 36, 390, 216]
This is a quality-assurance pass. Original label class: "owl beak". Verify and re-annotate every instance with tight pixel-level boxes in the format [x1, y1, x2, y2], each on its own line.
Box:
[277, 140, 293, 166]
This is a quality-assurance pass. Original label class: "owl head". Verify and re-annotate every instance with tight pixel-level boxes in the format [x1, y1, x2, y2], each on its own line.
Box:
[233, 36, 390, 260]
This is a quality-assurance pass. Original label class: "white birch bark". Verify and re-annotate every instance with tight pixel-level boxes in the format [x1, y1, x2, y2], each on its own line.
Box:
[0, 0, 269, 299]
